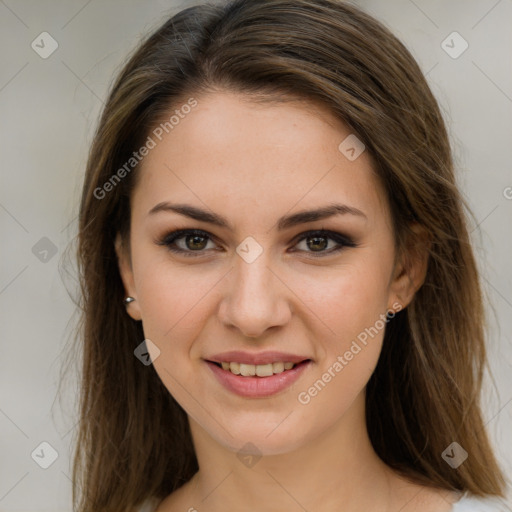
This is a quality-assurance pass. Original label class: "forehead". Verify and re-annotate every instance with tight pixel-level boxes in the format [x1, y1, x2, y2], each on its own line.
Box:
[132, 92, 389, 229]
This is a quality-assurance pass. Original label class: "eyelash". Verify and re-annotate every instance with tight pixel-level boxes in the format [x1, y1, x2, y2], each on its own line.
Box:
[156, 228, 357, 258]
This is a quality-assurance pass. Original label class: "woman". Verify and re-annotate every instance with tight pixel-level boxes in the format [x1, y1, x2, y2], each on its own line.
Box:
[70, 0, 508, 510]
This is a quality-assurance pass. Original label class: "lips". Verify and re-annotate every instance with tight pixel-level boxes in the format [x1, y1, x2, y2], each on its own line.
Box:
[206, 359, 312, 398]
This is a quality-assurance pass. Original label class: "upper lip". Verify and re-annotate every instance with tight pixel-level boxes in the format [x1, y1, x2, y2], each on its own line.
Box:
[206, 351, 311, 365]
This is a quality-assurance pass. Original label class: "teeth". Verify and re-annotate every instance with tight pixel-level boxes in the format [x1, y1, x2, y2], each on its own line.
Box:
[256, 364, 273, 377]
[273, 362, 284, 373]
[229, 362, 240, 375]
[240, 363, 255, 376]
[218, 361, 299, 376]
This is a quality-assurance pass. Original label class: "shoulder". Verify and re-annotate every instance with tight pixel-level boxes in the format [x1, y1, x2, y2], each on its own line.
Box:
[451, 492, 510, 511]
[385, 473, 507, 512]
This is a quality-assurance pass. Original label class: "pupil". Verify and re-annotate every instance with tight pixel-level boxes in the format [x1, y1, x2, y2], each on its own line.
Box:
[308, 236, 327, 251]
[187, 235, 206, 250]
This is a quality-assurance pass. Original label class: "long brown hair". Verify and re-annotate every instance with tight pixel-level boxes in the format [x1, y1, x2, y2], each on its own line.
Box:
[64, 0, 506, 510]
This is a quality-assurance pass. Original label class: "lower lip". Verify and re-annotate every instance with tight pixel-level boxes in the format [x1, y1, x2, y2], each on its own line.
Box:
[205, 360, 312, 398]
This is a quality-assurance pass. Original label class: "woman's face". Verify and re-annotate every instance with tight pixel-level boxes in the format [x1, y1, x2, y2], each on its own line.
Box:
[117, 91, 419, 455]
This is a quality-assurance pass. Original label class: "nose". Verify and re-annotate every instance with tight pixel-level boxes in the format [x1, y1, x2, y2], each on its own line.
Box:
[218, 251, 292, 339]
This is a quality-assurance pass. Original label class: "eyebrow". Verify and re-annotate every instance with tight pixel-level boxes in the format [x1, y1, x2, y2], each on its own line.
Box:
[147, 202, 367, 230]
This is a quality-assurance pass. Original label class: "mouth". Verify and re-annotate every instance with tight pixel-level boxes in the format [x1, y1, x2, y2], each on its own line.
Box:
[204, 358, 313, 398]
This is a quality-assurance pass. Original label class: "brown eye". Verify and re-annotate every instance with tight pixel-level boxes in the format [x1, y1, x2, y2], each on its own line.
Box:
[157, 229, 218, 257]
[292, 230, 357, 256]
[185, 234, 209, 251]
[306, 235, 329, 252]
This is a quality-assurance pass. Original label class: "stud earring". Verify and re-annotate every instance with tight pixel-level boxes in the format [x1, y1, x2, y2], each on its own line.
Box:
[124, 297, 135, 305]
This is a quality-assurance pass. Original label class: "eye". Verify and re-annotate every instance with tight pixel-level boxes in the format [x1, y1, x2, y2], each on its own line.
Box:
[290, 229, 357, 257]
[156, 229, 218, 257]
[156, 228, 357, 257]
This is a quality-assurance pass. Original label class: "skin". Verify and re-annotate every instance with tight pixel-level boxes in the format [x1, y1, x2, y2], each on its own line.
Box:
[116, 91, 456, 511]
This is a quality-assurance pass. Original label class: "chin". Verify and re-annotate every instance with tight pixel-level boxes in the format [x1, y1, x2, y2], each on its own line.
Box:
[207, 417, 315, 457]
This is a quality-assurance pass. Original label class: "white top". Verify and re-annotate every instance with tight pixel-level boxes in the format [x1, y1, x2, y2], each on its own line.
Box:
[452, 492, 510, 511]
[139, 493, 510, 511]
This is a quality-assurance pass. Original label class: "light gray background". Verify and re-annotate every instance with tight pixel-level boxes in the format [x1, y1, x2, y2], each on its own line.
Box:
[1, 1, 511, 510]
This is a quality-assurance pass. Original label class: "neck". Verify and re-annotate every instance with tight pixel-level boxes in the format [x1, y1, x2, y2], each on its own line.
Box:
[184, 393, 398, 512]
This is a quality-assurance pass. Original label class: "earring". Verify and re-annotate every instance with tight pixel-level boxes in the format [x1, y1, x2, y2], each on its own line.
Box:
[124, 296, 135, 305]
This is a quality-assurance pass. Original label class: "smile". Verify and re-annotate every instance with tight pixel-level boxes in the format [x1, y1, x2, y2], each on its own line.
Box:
[205, 359, 312, 398]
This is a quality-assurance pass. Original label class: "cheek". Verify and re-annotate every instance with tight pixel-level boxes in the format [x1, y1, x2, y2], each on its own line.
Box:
[289, 255, 391, 403]
[133, 260, 217, 414]
[136, 268, 216, 344]
[293, 266, 391, 431]
[295, 284, 386, 411]
[291, 254, 392, 347]
[130, 236, 216, 337]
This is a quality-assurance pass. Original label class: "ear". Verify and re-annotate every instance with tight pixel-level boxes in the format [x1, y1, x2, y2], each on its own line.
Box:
[115, 233, 142, 321]
[387, 222, 431, 311]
